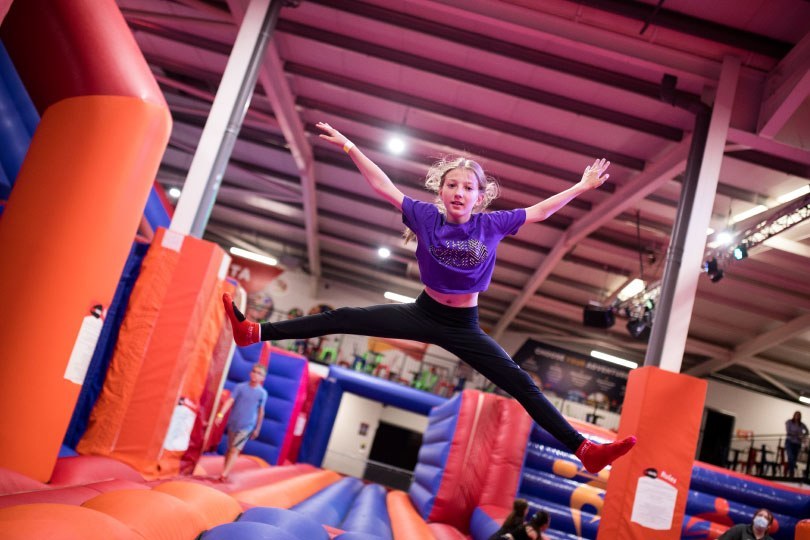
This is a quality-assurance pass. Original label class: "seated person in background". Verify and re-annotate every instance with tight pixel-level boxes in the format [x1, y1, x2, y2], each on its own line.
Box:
[718, 508, 774, 540]
[487, 498, 528, 540]
[501, 510, 551, 540]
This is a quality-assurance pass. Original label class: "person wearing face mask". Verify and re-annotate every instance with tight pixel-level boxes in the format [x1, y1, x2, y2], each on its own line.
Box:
[718, 509, 774, 540]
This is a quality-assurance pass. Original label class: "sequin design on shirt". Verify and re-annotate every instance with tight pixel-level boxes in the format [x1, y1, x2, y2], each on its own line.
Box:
[429, 239, 488, 269]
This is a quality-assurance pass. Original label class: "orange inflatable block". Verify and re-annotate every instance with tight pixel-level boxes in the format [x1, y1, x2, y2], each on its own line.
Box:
[0, 503, 139, 540]
[83, 489, 208, 540]
[232, 469, 341, 509]
[153, 481, 241, 529]
[797, 520, 810, 540]
[388, 490, 436, 540]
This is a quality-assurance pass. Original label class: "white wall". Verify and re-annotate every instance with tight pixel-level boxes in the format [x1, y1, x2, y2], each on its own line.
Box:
[380, 404, 429, 433]
[704, 379, 809, 438]
[321, 392, 429, 479]
[322, 393, 382, 478]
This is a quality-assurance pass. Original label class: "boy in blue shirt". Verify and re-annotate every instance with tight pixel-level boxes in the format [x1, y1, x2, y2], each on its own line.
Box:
[214, 363, 268, 481]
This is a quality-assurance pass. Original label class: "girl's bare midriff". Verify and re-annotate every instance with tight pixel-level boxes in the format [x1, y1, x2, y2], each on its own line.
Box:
[424, 286, 479, 308]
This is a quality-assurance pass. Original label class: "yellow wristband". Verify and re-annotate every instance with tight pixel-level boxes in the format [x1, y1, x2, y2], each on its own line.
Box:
[343, 140, 355, 154]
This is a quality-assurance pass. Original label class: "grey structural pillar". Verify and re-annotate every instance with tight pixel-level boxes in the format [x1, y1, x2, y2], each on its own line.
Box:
[170, 0, 285, 237]
[644, 56, 741, 372]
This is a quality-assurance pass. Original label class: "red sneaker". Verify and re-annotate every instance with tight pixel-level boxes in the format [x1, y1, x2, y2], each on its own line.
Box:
[222, 293, 260, 346]
[576, 436, 637, 473]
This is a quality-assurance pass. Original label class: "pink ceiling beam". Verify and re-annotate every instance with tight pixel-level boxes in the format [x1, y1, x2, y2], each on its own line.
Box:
[758, 33, 810, 138]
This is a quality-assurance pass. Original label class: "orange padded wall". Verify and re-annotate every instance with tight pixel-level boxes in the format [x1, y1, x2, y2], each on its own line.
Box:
[597, 366, 707, 540]
[0, 0, 170, 482]
[78, 229, 228, 478]
[0, 98, 170, 481]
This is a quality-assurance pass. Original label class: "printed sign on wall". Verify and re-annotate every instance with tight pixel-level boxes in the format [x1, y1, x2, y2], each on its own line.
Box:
[512, 339, 630, 412]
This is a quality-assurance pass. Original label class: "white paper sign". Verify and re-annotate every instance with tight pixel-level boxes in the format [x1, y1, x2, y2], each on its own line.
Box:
[163, 402, 197, 451]
[64, 315, 104, 384]
[294, 413, 307, 436]
[630, 476, 678, 530]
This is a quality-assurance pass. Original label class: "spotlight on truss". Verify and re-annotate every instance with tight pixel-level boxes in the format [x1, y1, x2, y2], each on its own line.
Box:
[703, 257, 724, 283]
[732, 243, 748, 260]
[626, 318, 651, 341]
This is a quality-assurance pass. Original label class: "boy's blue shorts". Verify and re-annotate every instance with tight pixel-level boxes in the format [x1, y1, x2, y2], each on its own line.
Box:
[227, 428, 252, 451]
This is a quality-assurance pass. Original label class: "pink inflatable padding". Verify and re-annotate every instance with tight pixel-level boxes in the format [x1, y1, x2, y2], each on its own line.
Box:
[477, 398, 533, 507]
[218, 464, 317, 494]
[0, 466, 48, 495]
[428, 391, 503, 532]
[0, 478, 148, 510]
[0, 485, 98, 509]
[428, 522, 468, 539]
[49, 455, 145, 486]
[193, 453, 266, 477]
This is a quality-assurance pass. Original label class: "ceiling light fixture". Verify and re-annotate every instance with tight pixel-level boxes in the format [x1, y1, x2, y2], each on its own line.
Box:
[799, 395, 810, 405]
[730, 205, 768, 224]
[168, 187, 182, 198]
[229, 247, 278, 267]
[590, 350, 638, 369]
[384, 291, 415, 303]
[716, 231, 734, 245]
[387, 136, 406, 154]
[617, 278, 645, 301]
[378, 247, 391, 258]
[776, 185, 809, 204]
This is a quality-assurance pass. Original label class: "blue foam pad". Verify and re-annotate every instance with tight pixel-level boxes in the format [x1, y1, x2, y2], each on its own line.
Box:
[240, 506, 329, 540]
[201, 521, 298, 540]
[340, 484, 392, 540]
[292, 477, 363, 527]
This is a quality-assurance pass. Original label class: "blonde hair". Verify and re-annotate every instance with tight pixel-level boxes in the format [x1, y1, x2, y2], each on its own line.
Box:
[404, 156, 500, 243]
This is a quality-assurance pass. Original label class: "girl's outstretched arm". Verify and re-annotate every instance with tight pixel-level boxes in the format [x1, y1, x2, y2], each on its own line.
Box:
[524, 158, 610, 223]
[316, 122, 405, 210]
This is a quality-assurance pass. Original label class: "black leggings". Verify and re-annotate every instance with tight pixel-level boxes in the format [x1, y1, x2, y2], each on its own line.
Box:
[260, 292, 585, 452]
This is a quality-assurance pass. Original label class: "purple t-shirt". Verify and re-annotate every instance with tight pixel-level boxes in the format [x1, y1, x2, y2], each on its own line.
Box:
[402, 196, 526, 294]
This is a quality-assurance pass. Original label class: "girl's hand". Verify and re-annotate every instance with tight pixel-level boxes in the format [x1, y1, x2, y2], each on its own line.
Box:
[579, 158, 610, 190]
[251, 428, 260, 440]
[316, 121, 349, 148]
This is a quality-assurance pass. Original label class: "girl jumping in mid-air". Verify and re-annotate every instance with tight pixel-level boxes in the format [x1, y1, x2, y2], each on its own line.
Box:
[223, 122, 636, 473]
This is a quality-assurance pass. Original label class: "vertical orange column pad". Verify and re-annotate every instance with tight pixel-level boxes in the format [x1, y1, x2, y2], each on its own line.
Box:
[79, 228, 228, 478]
[597, 366, 707, 540]
[0, 97, 170, 481]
